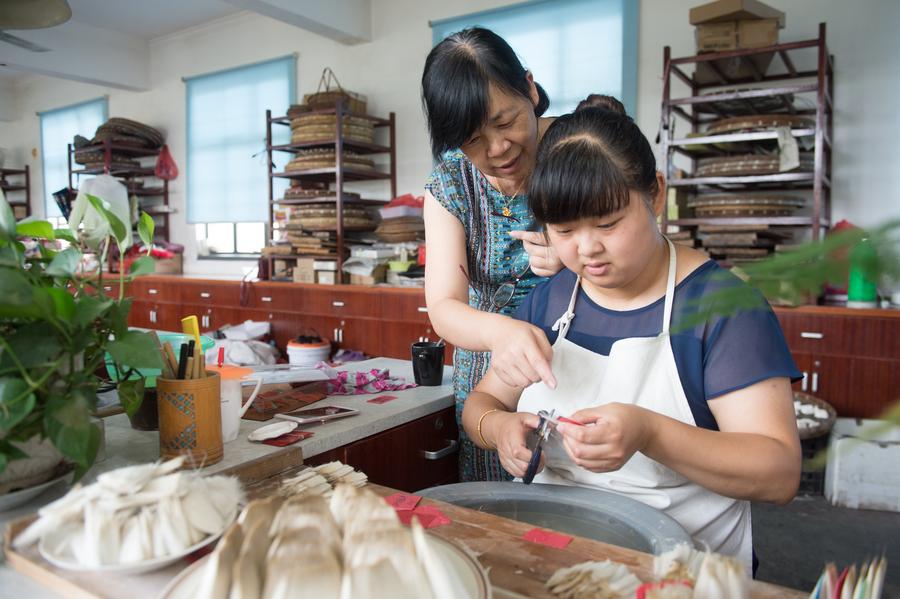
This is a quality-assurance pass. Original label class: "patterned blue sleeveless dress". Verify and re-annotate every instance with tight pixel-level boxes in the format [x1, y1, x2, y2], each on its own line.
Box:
[425, 149, 543, 482]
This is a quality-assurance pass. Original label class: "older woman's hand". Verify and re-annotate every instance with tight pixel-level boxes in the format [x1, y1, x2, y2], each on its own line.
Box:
[488, 318, 557, 389]
[509, 230, 563, 277]
[557, 404, 652, 472]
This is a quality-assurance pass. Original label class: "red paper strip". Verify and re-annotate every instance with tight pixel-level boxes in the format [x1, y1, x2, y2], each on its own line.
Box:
[395, 505, 451, 529]
[367, 394, 399, 404]
[557, 416, 583, 426]
[523, 528, 573, 549]
[262, 430, 314, 447]
[384, 493, 422, 511]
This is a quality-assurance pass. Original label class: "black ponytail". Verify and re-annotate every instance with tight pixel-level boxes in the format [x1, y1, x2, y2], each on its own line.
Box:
[529, 95, 658, 225]
[422, 27, 549, 159]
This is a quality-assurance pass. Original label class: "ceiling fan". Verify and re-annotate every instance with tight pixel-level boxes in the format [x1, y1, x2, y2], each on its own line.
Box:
[0, 0, 72, 53]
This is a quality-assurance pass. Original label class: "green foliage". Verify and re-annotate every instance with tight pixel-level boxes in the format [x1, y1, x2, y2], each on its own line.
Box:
[138, 212, 155, 250]
[0, 192, 161, 480]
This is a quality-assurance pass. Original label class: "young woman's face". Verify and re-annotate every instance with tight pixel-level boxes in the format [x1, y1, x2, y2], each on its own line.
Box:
[460, 78, 540, 184]
[545, 188, 664, 292]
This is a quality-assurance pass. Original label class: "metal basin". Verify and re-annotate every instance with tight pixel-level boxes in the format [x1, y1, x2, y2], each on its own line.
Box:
[418, 482, 691, 555]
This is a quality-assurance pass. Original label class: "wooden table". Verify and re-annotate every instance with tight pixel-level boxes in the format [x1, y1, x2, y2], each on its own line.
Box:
[4, 450, 806, 599]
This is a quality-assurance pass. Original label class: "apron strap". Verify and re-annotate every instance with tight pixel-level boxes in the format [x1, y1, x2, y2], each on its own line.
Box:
[551, 274, 581, 338]
[661, 237, 677, 335]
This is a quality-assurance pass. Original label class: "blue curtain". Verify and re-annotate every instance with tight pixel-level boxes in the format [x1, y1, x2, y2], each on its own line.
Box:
[39, 97, 108, 216]
[186, 55, 296, 224]
[431, 0, 638, 117]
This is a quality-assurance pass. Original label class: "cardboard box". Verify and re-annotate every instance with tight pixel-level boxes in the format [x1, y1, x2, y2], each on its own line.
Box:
[694, 51, 776, 84]
[349, 264, 387, 286]
[690, 0, 785, 27]
[316, 271, 348, 285]
[153, 253, 183, 275]
[824, 418, 900, 512]
[696, 18, 779, 52]
[292, 258, 316, 283]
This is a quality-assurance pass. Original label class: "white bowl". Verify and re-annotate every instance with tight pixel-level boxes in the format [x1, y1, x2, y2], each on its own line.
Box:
[39, 527, 225, 576]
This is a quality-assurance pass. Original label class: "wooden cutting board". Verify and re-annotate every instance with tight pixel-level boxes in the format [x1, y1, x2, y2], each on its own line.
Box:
[3, 450, 807, 599]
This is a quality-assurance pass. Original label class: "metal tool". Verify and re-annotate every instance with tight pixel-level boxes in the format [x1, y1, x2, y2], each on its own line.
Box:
[523, 409, 556, 485]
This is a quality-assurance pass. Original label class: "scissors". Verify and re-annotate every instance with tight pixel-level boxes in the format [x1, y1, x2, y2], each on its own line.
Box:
[523, 409, 584, 485]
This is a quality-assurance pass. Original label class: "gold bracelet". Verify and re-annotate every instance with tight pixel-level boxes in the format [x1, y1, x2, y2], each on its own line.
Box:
[477, 408, 501, 450]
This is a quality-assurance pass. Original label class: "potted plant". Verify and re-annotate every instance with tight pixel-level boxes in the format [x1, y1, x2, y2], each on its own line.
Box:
[0, 186, 163, 494]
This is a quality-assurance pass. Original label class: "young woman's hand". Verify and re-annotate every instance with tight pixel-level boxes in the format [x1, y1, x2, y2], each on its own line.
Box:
[488, 411, 543, 478]
[509, 230, 563, 277]
[557, 404, 653, 472]
[488, 318, 557, 389]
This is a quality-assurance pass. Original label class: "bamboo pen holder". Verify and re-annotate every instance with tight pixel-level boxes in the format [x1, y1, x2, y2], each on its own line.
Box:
[156, 372, 223, 466]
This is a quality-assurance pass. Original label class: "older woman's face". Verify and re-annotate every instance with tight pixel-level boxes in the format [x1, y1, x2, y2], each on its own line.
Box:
[460, 81, 540, 185]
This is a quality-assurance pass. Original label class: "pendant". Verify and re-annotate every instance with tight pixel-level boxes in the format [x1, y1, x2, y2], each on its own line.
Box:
[502, 206, 511, 217]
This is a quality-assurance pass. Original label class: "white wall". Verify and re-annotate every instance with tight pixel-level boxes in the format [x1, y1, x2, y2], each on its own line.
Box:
[1, 0, 898, 275]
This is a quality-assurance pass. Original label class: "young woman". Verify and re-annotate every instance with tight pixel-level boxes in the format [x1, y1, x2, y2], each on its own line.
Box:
[422, 27, 564, 481]
[461, 98, 802, 571]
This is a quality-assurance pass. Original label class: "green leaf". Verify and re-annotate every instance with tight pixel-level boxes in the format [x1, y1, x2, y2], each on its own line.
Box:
[45, 287, 76, 321]
[0, 322, 61, 370]
[0, 193, 15, 242]
[54, 228, 79, 244]
[73, 295, 114, 328]
[0, 267, 39, 318]
[138, 212, 155, 249]
[15, 220, 55, 240]
[129, 255, 156, 276]
[85, 194, 127, 246]
[45, 247, 81, 277]
[0, 245, 22, 268]
[43, 390, 100, 477]
[107, 330, 164, 370]
[117, 378, 145, 418]
[0, 377, 37, 435]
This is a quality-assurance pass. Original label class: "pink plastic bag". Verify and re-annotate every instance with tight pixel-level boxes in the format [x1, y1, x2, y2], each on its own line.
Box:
[155, 144, 179, 180]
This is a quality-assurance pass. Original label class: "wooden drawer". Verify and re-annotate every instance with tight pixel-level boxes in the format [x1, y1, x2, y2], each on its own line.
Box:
[178, 281, 241, 306]
[246, 283, 307, 312]
[345, 407, 459, 492]
[306, 287, 382, 318]
[130, 278, 177, 302]
[778, 311, 900, 360]
[380, 290, 430, 323]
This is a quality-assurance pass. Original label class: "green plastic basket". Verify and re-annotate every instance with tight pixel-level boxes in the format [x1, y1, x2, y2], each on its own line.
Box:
[105, 332, 215, 388]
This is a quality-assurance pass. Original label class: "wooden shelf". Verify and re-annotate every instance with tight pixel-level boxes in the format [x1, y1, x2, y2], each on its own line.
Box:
[272, 167, 392, 182]
[669, 172, 821, 188]
[270, 140, 391, 155]
[0, 185, 27, 192]
[671, 128, 817, 157]
[0, 168, 27, 176]
[72, 166, 156, 177]
[669, 217, 830, 227]
[272, 195, 385, 206]
[270, 107, 391, 127]
[670, 83, 818, 107]
[73, 142, 162, 158]
[127, 187, 166, 196]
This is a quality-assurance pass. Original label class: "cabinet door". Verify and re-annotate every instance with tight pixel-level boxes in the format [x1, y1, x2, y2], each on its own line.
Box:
[810, 354, 898, 418]
[181, 303, 241, 333]
[380, 321, 454, 365]
[179, 281, 241, 307]
[380, 291, 430, 324]
[344, 407, 459, 492]
[790, 351, 814, 393]
[322, 316, 382, 357]
[128, 300, 153, 328]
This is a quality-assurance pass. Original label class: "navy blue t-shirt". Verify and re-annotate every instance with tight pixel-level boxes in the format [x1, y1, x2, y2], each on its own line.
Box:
[512, 261, 801, 431]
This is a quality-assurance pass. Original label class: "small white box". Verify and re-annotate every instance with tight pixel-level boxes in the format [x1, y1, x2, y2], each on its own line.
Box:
[824, 418, 900, 512]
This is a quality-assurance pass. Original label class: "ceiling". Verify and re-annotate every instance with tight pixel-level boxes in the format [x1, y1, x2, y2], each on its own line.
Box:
[0, 0, 372, 92]
[65, 0, 241, 40]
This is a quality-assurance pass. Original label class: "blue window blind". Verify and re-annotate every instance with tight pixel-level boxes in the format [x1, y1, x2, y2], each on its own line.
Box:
[431, 0, 637, 116]
[186, 55, 295, 224]
[39, 97, 107, 216]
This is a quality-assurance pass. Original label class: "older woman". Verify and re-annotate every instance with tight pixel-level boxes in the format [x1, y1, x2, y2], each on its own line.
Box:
[422, 27, 562, 481]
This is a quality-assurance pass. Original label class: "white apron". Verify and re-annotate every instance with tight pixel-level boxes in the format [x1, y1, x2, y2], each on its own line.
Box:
[517, 239, 753, 572]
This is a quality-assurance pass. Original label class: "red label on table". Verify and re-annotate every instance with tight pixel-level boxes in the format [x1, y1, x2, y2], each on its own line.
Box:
[395, 505, 451, 529]
[367, 394, 399, 404]
[262, 430, 314, 447]
[523, 528, 573, 549]
[384, 492, 422, 511]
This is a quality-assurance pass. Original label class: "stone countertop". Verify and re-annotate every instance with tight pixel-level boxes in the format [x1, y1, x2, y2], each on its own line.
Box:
[0, 357, 453, 599]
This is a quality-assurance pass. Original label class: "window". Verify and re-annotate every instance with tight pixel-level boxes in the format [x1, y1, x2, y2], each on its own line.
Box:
[186, 55, 295, 256]
[39, 97, 108, 217]
[431, 0, 638, 116]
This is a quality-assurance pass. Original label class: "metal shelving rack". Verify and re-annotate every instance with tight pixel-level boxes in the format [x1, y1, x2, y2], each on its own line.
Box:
[0, 165, 31, 218]
[660, 22, 834, 240]
[67, 140, 170, 241]
[264, 98, 396, 278]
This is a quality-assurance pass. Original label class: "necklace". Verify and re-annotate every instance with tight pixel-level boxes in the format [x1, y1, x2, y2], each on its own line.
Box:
[498, 179, 525, 217]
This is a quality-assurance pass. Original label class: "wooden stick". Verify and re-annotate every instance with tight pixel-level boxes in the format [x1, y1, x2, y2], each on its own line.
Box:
[163, 342, 179, 378]
[184, 356, 194, 380]
[149, 331, 173, 379]
[199, 352, 206, 378]
[193, 350, 202, 379]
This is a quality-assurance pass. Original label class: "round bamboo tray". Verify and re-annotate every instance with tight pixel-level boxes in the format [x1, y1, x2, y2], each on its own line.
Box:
[794, 391, 837, 441]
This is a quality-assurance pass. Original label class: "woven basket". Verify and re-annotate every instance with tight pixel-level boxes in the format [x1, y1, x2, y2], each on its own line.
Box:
[285, 150, 375, 172]
[794, 391, 837, 441]
[707, 115, 814, 135]
[304, 68, 367, 114]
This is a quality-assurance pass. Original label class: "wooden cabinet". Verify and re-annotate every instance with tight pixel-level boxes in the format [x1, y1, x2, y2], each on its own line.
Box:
[306, 407, 459, 493]
[775, 307, 900, 418]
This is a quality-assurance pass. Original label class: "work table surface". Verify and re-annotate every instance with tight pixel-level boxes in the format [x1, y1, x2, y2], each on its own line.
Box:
[0, 358, 452, 598]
